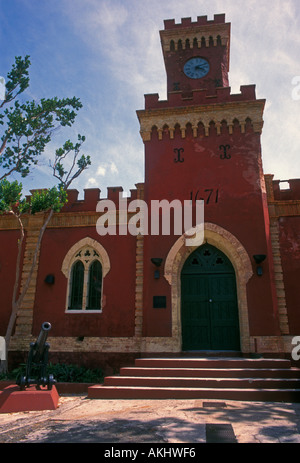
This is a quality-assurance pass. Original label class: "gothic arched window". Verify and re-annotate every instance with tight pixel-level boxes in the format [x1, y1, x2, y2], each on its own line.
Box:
[66, 245, 104, 311]
[68, 260, 84, 310]
[62, 238, 111, 313]
[87, 260, 103, 310]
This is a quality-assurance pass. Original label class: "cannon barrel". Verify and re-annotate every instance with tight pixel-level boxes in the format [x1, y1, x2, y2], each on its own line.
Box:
[17, 321, 55, 390]
[32, 322, 51, 362]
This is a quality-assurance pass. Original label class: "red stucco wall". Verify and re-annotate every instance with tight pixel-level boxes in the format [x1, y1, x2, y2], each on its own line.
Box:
[279, 216, 300, 333]
[33, 226, 137, 338]
[142, 121, 280, 337]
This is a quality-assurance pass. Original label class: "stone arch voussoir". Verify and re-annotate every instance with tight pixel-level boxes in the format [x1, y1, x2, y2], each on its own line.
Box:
[164, 223, 253, 353]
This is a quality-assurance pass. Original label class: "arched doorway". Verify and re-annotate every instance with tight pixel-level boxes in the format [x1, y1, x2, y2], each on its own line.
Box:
[181, 243, 240, 351]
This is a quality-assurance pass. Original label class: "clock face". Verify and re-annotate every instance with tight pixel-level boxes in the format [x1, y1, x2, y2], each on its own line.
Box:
[183, 57, 210, 79]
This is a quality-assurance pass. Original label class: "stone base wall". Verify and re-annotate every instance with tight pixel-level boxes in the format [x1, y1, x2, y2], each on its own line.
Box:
[8, 333, 296, 374]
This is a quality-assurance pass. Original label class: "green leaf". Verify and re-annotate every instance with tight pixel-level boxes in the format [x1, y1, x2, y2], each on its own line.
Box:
[0, 56, 84, 180]
[30, 186, 68, 214]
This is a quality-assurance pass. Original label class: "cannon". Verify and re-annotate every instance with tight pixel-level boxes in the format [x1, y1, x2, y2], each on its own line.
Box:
[17, 322, 56, 390]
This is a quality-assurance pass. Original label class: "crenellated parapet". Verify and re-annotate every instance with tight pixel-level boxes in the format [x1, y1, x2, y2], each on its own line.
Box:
[0, 184, 145, 233]
[60, 184, 143, 213]
[163, 14, 227, 29]
[160, 14, 230, 69]
[143, 85, 258, 109]
[266, 175, 300, 205]
[161, 15, 229, 48]
[137, 85, 265, 141]
[272, 179, 300, 202]
[265, 174, 300, 222]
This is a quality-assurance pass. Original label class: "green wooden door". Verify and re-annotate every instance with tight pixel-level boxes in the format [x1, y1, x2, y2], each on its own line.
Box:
[181, 244, 240, 351]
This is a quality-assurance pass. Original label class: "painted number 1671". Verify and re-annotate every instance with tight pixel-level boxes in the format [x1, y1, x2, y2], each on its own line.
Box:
[190, 189, 219, 205]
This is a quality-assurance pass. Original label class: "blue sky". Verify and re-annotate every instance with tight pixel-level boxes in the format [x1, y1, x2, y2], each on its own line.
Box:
[1, 0, 300, 197]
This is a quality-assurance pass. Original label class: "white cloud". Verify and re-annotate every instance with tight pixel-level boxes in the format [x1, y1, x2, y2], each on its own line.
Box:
[110, 162, 118, 174]
[8, 0, 299, 196]
[87, 177, 97, 185]
[97, 166, 106, 177]
[87, 0, 129, 30]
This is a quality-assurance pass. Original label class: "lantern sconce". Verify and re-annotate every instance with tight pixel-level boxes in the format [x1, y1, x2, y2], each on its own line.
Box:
[253, 255, 266, 276]
[151, 258, 163, 279]
[45, 274, 55, 285]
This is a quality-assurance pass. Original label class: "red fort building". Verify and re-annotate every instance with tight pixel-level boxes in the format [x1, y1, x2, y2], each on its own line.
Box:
[1, 14, 300, 380]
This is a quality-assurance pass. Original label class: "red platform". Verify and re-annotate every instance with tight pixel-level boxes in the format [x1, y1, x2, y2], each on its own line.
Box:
[0, 385, 59, 413]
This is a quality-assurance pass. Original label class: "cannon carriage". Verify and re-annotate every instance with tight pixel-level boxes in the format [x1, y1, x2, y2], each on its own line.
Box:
[17, 322, 56, 390]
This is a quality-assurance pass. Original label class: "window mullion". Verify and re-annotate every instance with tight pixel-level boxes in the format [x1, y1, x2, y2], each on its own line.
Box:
[82, 264, 89, 310]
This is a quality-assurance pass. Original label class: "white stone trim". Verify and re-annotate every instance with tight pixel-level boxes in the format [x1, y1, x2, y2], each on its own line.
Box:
[164, 223, 253, 353]
[61, 237, 111, 312]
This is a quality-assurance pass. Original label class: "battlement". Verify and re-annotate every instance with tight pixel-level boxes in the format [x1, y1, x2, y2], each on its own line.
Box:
[60, 184, 144, 213]
[273, 179, 300, 201]
[163, 14, 226, 29]
[160, 14, 230, 57]
[143, 85, 257, 110]
[137, 85, 265, 141]
[265, 175, 300, 202]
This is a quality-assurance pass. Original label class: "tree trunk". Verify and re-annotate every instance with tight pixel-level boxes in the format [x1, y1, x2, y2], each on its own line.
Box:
[3, 209, 54, 373]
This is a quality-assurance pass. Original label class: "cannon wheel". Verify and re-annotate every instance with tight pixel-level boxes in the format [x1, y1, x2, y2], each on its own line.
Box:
[19, 375, 27, 391]
[47, 374, 55, 390]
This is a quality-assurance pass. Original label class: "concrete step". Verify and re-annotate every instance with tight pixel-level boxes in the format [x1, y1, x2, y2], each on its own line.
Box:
[120, 367, 300, 378]
[104, 376, 300, 389]
[88, 385, 300, 402]
[134, 357, 292, 369]
[87, 357, 300, 402]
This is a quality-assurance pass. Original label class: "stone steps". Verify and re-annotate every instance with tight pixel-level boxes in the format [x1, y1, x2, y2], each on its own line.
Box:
[119, 367, 300, 379]
[133, 357, 292, 369]
[88, 357, 300, 402]
[104, 376, 300, 389]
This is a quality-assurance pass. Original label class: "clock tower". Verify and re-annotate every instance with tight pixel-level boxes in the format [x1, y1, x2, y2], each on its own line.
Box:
[137, 14, 281, 353]
[160, 14, 230, 94]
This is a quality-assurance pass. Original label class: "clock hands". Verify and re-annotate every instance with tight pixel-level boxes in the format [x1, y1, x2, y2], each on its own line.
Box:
[195, 64, 208, 70]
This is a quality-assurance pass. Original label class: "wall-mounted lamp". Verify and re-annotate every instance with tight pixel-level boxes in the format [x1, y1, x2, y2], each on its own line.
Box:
[151, 258, 163, 279]
[44, 274, 55, 285]
[253, 255, 266, 276]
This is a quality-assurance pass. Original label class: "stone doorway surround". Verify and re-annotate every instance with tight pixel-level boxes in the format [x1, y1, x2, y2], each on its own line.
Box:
[164, 222, 253, 353]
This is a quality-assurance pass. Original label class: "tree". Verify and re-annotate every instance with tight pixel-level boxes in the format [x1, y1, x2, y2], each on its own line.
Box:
[0, 56, 91, 373]
[0, 55, 83, 180]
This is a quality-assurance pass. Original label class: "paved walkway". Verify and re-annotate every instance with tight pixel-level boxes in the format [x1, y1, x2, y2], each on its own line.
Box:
[1, 394, 300, 444]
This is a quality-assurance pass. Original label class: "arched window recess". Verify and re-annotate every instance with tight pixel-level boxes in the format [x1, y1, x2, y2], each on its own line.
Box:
[61, 238, 110, 313]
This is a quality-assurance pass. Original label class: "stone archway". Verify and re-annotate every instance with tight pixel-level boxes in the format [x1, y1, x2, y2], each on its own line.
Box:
[61, 237, 111, 279]
[164, 223, 253, 353]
